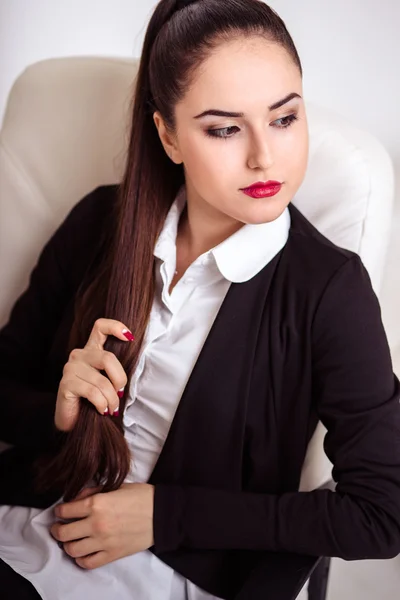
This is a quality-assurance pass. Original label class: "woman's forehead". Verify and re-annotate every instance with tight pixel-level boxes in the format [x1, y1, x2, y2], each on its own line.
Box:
[178, 39, 302, 117]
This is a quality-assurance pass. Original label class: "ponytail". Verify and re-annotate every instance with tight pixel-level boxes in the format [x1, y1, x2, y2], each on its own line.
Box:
[34, 0, 302, 501]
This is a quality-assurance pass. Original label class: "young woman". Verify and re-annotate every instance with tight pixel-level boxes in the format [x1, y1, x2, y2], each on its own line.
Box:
[0, 0, 399, 599]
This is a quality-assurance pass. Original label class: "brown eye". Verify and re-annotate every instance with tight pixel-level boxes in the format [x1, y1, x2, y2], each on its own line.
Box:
[272, 114, 298, 129]
[205, 126, 240, 139]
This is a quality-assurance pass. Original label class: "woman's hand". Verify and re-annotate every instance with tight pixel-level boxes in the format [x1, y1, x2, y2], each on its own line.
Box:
[50, 483, 155, 569]
[55, 318, 135, 431]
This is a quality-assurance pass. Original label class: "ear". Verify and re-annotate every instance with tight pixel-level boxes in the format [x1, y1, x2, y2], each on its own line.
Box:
[153, 111, 183, 164]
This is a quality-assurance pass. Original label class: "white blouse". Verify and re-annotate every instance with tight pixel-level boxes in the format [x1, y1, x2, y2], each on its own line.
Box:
[0, 185, 290, 600]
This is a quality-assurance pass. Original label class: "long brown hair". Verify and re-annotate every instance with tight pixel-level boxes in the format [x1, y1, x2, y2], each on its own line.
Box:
[33, 0, 302, 502]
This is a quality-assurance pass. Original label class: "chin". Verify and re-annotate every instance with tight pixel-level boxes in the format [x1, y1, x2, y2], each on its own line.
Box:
[241, 198, 290, 225]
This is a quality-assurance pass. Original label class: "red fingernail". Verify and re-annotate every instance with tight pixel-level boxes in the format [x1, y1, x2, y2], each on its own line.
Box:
[103, 408, 109, 415]
[122, 329, 135, 342]
[117, 388, 125, 399]
[113, 409, 120, 417]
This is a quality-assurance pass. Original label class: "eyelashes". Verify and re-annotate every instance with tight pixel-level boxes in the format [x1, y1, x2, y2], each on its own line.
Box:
[272, 113, 299, 129]
[205, 113, 299, 140]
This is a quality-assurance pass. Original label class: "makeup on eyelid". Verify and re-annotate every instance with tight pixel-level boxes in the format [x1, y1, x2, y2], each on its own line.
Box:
[205, 113, 298, 139]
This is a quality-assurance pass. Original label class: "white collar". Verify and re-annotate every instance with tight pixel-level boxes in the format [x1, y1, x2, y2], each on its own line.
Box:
[154, 185, 290, 283]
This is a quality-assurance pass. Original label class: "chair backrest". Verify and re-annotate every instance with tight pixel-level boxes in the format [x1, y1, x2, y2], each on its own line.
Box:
[0, 56, 395, 488]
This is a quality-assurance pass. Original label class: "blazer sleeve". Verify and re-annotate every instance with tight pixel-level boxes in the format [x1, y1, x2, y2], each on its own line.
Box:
[0, 186, 111, 450]
[153, 255, 400, 560]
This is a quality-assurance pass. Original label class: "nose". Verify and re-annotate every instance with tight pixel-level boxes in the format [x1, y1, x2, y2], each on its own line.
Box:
[247, 130, 274, 171]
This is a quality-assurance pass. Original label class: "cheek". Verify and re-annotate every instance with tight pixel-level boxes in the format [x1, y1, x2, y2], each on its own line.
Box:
[183, 135, 238, 185]
[279, 131, 309, 182]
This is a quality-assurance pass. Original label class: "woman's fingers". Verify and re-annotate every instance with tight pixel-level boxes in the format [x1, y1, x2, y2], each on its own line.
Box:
[55, 379, 107, 429]
[65, 359, 124, 414]
[72, 348, 128, 395]
[55, 367, 123, 431]
[63, 537, 103, 559]
[55, 318, 135, 431]
[53, 487, 104, 557]
[85, 318, 135, 351]
[52, 514, 92, 543]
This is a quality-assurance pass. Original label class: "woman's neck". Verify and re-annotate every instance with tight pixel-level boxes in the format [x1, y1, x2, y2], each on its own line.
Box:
[177, 199, 244, 262]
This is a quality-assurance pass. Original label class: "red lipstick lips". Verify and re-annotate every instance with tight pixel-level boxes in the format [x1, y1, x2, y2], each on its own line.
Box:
[241, 180, 282, 198]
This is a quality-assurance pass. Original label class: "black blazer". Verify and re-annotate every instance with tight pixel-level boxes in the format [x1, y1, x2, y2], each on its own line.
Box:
[1, 185, 400, 599]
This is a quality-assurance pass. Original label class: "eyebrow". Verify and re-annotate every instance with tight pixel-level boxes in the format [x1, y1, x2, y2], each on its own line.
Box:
[193, 92, 302, 119]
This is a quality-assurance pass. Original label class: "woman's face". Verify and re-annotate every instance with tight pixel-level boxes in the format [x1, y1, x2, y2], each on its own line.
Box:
[154, 36, 309, 227]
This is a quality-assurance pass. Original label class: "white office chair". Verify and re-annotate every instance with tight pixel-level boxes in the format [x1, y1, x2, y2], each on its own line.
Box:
[0, 56, 396, 600]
